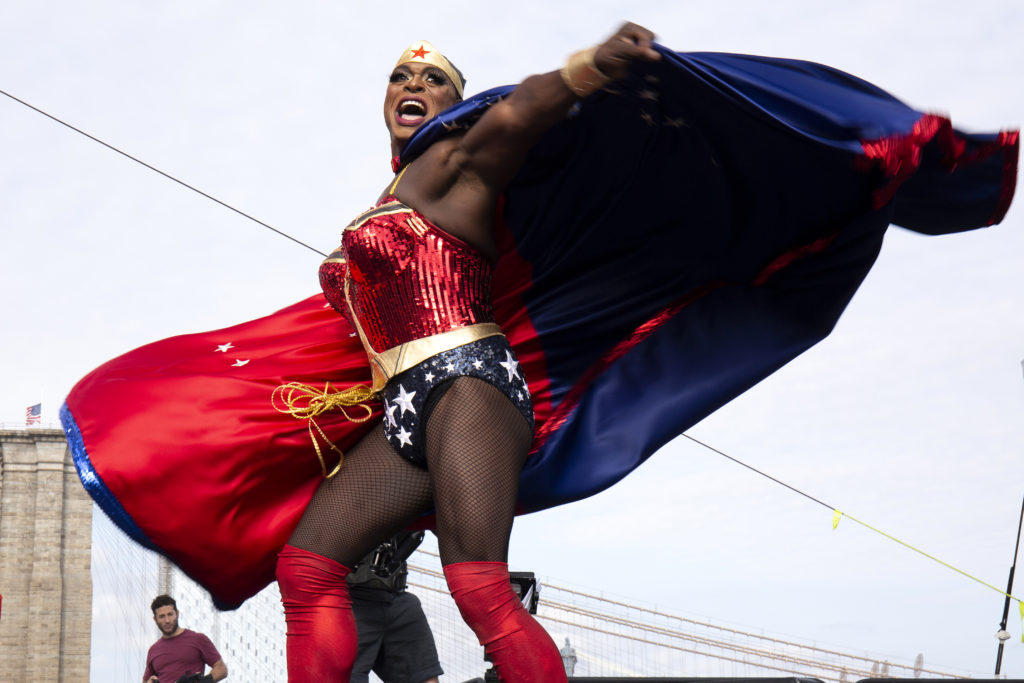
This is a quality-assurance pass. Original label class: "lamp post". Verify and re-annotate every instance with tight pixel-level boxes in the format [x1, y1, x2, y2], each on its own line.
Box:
[994, 494, 1023, 675]
[994, 360, 1024, 676]
[561, 637, 578, 677]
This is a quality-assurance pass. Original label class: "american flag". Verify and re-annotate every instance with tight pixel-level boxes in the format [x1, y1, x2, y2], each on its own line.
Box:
[25, 403, 41, 425]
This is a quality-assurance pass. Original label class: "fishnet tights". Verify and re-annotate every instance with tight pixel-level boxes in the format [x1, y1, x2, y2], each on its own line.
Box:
[287, 376, 532, 568]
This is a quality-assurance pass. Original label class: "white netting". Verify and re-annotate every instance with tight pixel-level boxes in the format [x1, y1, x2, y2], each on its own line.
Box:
[94, 509, 987, 682]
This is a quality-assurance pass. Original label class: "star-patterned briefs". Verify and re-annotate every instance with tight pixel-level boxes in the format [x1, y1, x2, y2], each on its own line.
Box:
[379, 336, 534, 467]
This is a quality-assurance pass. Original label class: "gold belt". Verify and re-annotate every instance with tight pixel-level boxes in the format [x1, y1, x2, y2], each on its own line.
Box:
[367, 322, 504, 392]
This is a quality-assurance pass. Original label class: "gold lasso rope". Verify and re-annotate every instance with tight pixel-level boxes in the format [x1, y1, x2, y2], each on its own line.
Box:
[272, 381, 376, 478]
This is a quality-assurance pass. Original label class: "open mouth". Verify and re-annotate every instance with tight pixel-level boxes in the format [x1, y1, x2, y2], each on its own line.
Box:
[395, 98, 428, 126]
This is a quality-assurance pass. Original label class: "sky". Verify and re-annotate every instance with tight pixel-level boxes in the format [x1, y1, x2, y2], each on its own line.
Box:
[1, 0, 1022, 678]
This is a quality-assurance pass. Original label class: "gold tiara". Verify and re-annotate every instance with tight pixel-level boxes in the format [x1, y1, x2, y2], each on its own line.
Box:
[393, 40, 465, 99]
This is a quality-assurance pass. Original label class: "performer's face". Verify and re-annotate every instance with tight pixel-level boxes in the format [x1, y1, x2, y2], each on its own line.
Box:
[153, 604, 180, 636]
[384, 62, 460, 152]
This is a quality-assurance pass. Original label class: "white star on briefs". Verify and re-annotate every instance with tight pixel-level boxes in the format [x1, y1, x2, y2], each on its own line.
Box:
[424, 371, 435, 382]
[395, 426, 413, 447]
[472, 360, 483, 370]
[384, 400, 398, 429]
[499, 351, 521, 383]
[232, 359, 250, 367]
[393, 384, 417, 415]
[444, 362, 456, 374]
[215, 343, 234, 352]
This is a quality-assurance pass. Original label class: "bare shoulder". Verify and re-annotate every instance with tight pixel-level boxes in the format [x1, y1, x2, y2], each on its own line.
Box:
[393, 135, 465, 199]
[393, 132, 492, 219]
[391, 134, 499, 258]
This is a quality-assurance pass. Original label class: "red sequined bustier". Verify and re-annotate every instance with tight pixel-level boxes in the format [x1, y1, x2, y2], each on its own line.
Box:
[319, 198, 495, 356]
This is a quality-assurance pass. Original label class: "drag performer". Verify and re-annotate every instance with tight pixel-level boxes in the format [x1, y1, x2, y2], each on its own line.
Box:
[277, 24, 660, 681]
[61, 18, 1018, 683]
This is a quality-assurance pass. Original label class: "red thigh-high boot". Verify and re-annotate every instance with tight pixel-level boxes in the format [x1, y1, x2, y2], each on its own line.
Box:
[444, 561, 567, 682]
[276, 544, 357, 682]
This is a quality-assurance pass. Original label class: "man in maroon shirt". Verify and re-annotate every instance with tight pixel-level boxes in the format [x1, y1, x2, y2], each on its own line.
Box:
[144, 595, 228, 683]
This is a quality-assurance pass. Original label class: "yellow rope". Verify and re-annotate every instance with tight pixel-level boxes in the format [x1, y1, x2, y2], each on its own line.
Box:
[683, 433, 1021, 621]
[271, 381, 376, 478]
[832, 509, 1022, 607]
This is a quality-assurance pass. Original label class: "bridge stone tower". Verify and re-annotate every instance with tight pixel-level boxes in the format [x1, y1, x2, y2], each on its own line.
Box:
[0, 428, 91, 681]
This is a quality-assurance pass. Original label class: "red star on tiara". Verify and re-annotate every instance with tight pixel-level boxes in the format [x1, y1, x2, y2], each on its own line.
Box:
[411, 45, 430, 59]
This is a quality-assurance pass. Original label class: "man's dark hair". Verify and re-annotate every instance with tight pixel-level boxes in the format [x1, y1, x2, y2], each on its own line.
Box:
[151, 594, 177, 614]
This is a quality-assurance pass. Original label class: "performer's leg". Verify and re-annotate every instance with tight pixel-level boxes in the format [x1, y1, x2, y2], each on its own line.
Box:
[424, 378, 567, 682]
[444, 561, 566, 682]
[288, 424, 434, 567]
[278, 425, 434, 682]
[276, 545, 356, 681]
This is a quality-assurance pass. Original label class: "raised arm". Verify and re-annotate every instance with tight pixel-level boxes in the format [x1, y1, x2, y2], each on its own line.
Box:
[457, 22, 659, 189]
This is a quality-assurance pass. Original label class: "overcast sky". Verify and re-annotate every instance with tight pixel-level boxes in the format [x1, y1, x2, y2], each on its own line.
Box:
[1, 1, 1022, 678]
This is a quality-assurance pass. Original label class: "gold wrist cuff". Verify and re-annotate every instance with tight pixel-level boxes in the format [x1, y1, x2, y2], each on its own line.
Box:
[560, 46, 611, 98]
